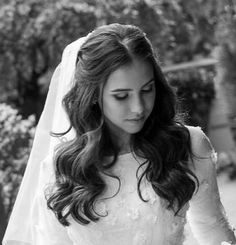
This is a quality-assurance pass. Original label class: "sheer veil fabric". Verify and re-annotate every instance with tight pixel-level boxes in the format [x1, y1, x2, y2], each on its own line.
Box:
[2, 35, 89, 245]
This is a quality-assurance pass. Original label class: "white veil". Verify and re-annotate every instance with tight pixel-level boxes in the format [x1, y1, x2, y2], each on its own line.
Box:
[2, 35, 89, 245]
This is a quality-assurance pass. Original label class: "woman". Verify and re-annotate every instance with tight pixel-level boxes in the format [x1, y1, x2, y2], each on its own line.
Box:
[3, 23, 236, 245]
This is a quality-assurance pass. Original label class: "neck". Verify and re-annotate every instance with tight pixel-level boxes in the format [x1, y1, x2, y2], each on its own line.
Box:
[109, 130, 131, 155]
[104, 118, 131, 154]
[118, 143, 131, 155]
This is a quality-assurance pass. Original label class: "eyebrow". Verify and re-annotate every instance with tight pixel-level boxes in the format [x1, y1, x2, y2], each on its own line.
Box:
[110, 78, 155, 92]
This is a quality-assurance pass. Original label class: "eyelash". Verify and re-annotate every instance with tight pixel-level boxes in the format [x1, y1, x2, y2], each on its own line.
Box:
[142, 85, 153, 93]
[113, 85, 154, 100]
[114, 94, 128, 100]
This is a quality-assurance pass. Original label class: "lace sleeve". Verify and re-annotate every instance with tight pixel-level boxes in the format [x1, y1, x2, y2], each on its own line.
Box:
[30, 154, 73, 245]
[187, 126, 236, 245]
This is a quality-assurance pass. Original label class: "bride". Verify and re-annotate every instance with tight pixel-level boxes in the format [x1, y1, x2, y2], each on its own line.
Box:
[3, 23, 236, 245]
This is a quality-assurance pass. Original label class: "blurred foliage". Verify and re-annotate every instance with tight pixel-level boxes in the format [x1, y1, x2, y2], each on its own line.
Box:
[167, 68, 216, 131]
[0, 103, 35, 216]
[0, 0, 97, 118]
[216, 2, 236, 117]
[97, 0, 219, 63]
[217, 151, 236, 180]
[0, 0, 226, 120]
[215, 1, 236, 167]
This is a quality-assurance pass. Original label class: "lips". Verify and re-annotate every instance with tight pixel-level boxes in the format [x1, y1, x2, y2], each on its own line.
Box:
[127, 116, 145, 121]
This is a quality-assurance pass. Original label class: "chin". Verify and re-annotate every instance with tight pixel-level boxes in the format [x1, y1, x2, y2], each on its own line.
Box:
[124, 125, 144, 134]
[122, 120, 147, 134]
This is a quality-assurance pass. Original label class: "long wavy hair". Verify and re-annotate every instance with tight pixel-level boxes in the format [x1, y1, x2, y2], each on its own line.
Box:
[46, 23, 199, 226]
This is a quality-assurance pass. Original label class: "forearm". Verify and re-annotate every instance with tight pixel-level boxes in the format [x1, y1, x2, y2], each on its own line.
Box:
[188, 207, 236, 244]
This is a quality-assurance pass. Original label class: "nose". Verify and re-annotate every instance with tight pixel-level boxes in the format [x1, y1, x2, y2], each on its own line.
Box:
[130, 95, 144, 116]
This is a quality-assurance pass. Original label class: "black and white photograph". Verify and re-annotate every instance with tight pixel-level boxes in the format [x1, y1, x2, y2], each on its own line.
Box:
[1, 1, 236, 244]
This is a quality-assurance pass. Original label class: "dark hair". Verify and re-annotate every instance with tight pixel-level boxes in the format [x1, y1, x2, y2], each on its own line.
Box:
[46, 23, 198, 226]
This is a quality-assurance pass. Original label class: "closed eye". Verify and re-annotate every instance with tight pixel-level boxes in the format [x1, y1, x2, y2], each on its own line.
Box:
[142, 84, 154, 93]
[113, 93, 128, 100]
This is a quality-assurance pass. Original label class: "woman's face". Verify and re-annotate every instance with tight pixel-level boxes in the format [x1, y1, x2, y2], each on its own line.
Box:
[101, 58, 156, 141]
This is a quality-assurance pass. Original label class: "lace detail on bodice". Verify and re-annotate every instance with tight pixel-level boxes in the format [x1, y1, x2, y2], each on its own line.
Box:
[66, 153, 189, 245]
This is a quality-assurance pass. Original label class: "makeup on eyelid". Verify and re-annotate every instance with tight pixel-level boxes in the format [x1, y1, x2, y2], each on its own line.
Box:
[113, 82, 154, 100]
[110, 80, 155, 100]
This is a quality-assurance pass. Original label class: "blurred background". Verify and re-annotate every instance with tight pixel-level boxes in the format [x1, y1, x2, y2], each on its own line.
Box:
[0, 0, 236, 242]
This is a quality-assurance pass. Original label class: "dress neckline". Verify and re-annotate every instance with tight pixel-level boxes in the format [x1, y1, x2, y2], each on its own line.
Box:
[118, 151, 132, 157]
[104, 151, 134, 160]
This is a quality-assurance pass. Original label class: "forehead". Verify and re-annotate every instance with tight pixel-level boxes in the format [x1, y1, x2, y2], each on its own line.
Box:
[104, 59, 154, 90]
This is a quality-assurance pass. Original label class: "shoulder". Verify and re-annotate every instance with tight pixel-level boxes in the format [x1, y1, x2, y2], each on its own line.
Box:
[185, 125, 218, 180]
[185, 125, 215, 159]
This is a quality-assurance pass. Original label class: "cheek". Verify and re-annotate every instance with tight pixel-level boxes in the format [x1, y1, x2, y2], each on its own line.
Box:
[102, 98, 127, 121]
[144, 93, 156, 112]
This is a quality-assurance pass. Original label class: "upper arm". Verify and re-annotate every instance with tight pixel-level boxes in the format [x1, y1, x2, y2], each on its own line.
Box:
[186, 125, 218, 181]
[186, 126, 236, 244]
[187, 125, 216, 160]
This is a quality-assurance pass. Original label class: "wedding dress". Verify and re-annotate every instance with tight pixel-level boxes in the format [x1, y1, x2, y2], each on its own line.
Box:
[22, 126, 235, 245]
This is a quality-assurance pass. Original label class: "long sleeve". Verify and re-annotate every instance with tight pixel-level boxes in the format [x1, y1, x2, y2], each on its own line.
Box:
[30, 154, 74, 245]
[187, 126, 236, 245]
